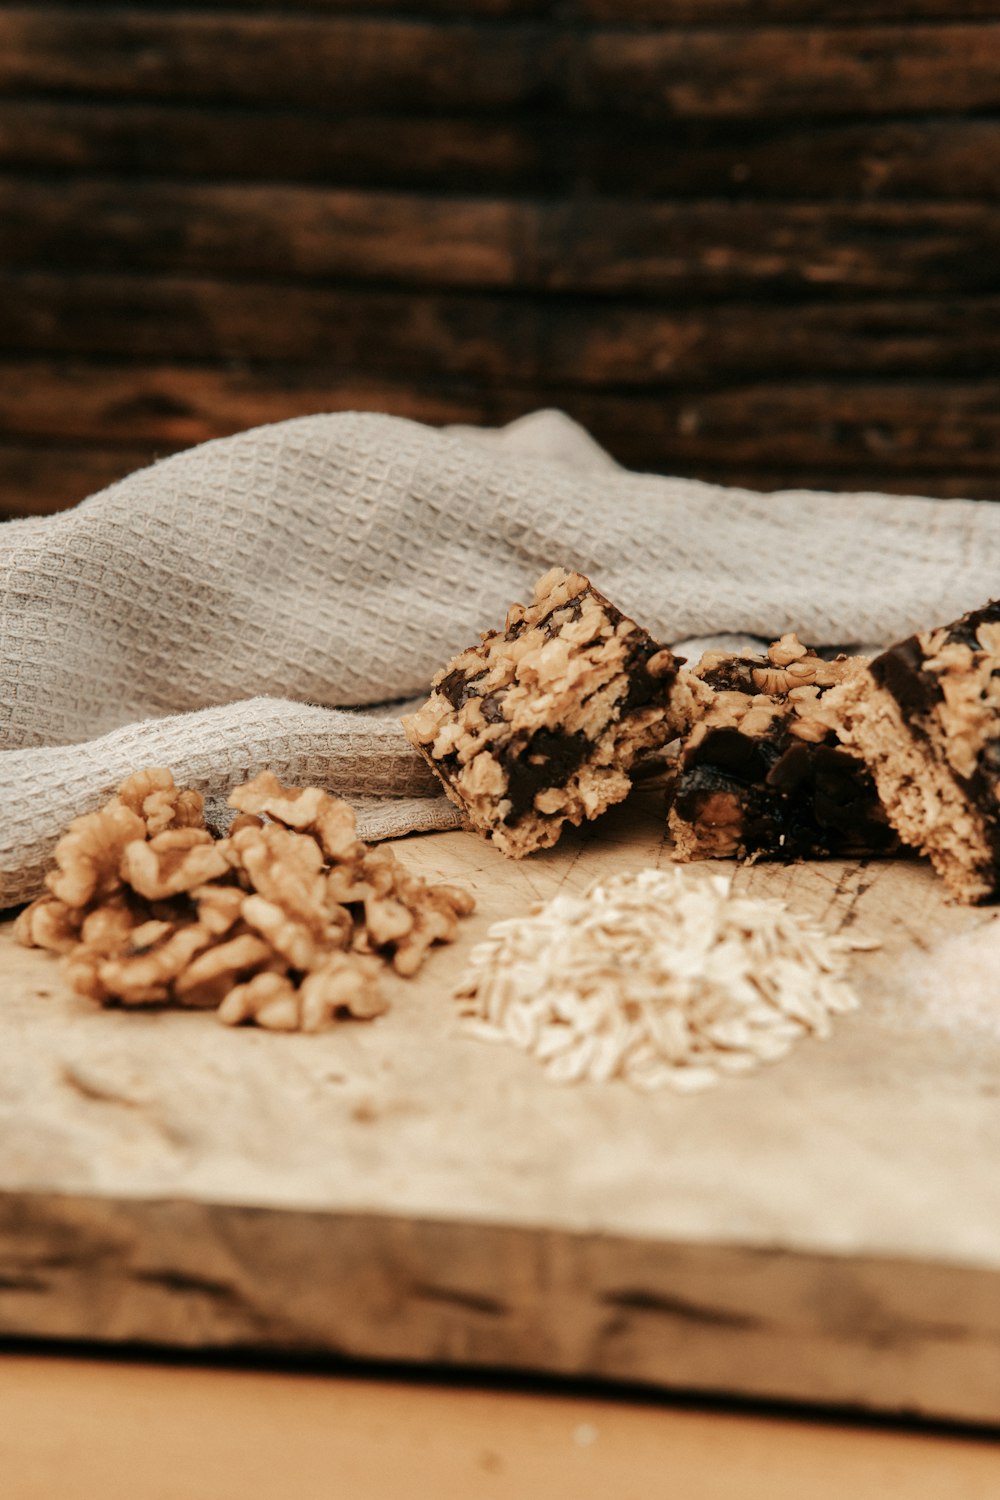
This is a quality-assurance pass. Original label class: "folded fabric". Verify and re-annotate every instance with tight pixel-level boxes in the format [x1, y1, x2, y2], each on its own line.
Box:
[2, 406, 998, 906]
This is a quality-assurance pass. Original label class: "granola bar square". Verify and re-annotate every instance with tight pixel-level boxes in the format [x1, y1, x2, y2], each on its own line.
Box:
[669, 635, 897, 863]
[402, 567, 695, 857]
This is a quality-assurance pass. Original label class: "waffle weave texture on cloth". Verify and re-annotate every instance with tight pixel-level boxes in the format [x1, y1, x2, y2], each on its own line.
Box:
[3, 407, 999, 906]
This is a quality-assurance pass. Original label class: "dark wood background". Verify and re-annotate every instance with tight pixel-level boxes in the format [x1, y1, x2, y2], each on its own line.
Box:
[3, 0, 1000, 517]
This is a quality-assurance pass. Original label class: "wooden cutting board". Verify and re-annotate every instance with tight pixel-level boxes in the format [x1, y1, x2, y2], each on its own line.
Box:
[3, 784, 1000, 1425]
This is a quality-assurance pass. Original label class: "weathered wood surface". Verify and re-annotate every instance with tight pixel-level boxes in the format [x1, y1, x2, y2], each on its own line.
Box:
[0, 101, 550, 193]
[20, 0, 998, 17]
[3, 362, 999, 478]
[3, 364, 998, 513]
[580, 0, 1000, 16]
[581, 25, 1000, 119]
[0, 441, 177, 516]
[5, 180, 1000, 298]
[0, 12, 559, 111]
[5, 11, 1000, 120]
[7, 275, 1000, 382]
[25, 0, 999, 17]
[3, 788, 1000, 1423]
[3, 2, 1000, 516]
[10, 103, 1000, 200]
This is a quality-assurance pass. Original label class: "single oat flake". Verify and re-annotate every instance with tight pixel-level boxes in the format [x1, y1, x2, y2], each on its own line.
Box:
[455, 867, 869, 1091]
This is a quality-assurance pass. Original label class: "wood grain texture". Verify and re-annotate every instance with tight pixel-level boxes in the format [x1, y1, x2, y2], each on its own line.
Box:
[578, 0, 1000, 17]
[579, 25, 1000, 120]
[17, 0, 999, 17]
[5, 11, 1000, 121]
[6, 102, 1000, 201]
[0, 365, 492, 447]
[0, 0, 556, 20]
[5, 180, 1000, 297]
[0, 440, 176, 516]
[0, 100, 553, 193]
[6, 275, 1000, 384]
[570, 117, 1000, 200]
[2, 3, 999, 513]
[0, 11, 559, 110]
[2, 361, 998, 481]
[5, 791, 1000, 1423]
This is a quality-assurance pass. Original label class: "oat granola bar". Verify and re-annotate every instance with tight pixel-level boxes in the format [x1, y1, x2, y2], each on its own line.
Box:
[401, 567, 697, 857]
[669, 635, 897, 862]
[832, 600, 1000, 903]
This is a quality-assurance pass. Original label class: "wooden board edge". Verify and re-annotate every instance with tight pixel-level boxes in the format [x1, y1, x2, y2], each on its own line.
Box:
[3, 1187, 999, 1426]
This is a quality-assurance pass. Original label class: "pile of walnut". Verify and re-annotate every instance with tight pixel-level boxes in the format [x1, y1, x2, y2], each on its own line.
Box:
[15, 768, 474, 1031]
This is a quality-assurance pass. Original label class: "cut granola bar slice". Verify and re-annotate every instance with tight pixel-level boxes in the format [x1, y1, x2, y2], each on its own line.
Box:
[832, 600, 1000, 903]
[669, 634, 898, 862]
[401, 567, 697, 857]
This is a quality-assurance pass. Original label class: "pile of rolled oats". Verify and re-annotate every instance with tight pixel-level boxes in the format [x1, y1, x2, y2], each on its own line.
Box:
[456, 867, 865, 1091]
[16, 768, 474, 1030]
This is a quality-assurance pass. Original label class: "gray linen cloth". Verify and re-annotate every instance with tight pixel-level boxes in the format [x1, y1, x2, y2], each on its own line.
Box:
[2, 407, 998, 907]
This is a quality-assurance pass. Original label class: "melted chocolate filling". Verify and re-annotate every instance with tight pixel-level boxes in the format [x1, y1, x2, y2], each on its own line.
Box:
[873, 600, 1000, 723]
[687, 724, 773, 781]
[501, 727, 591, 824]
[616, 637, 677, 715]
[437, 666, 486, 709]
[678, 723, 897, 859]
[698, 657, 762, 696]
[941, 598, 1000, 652]
[869, 635, 934, 720]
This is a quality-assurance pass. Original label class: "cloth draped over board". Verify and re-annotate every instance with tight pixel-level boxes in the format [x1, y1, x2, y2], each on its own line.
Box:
[2, 407, 998, 907]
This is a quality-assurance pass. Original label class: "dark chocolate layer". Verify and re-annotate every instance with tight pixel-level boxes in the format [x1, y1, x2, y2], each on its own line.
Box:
[872, 599, 1000, 722]
[869, 635, 936, 721]
[870, 599, 1000, 893]
[698, 659, 761, 696]
[496, 639, 677, 826]
[942, 598, 1000, 652]
[615, 635, 678, 715]
[677, 724, 897, 860]
[500, 727, 591, 824]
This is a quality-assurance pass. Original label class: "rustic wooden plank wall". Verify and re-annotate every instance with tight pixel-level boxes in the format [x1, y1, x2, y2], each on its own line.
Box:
[1, 0, 999, 515]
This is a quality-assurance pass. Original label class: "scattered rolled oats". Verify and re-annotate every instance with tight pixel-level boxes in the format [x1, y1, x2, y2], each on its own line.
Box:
[455, 867, 868, 1091]
[16, 767, 474, 1031]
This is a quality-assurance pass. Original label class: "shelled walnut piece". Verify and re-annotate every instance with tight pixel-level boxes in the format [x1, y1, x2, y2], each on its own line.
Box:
[15, 768, 474, 1030]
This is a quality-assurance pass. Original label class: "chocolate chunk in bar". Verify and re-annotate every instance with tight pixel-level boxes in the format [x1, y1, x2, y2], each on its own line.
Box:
[401, 567, 699, 858]
[670, 634, 898, 862]
[833, 601, 1000, 903]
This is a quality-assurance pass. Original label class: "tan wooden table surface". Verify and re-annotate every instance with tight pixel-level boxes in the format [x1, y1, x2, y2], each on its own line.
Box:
[3, 1351, 1000, 1499]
